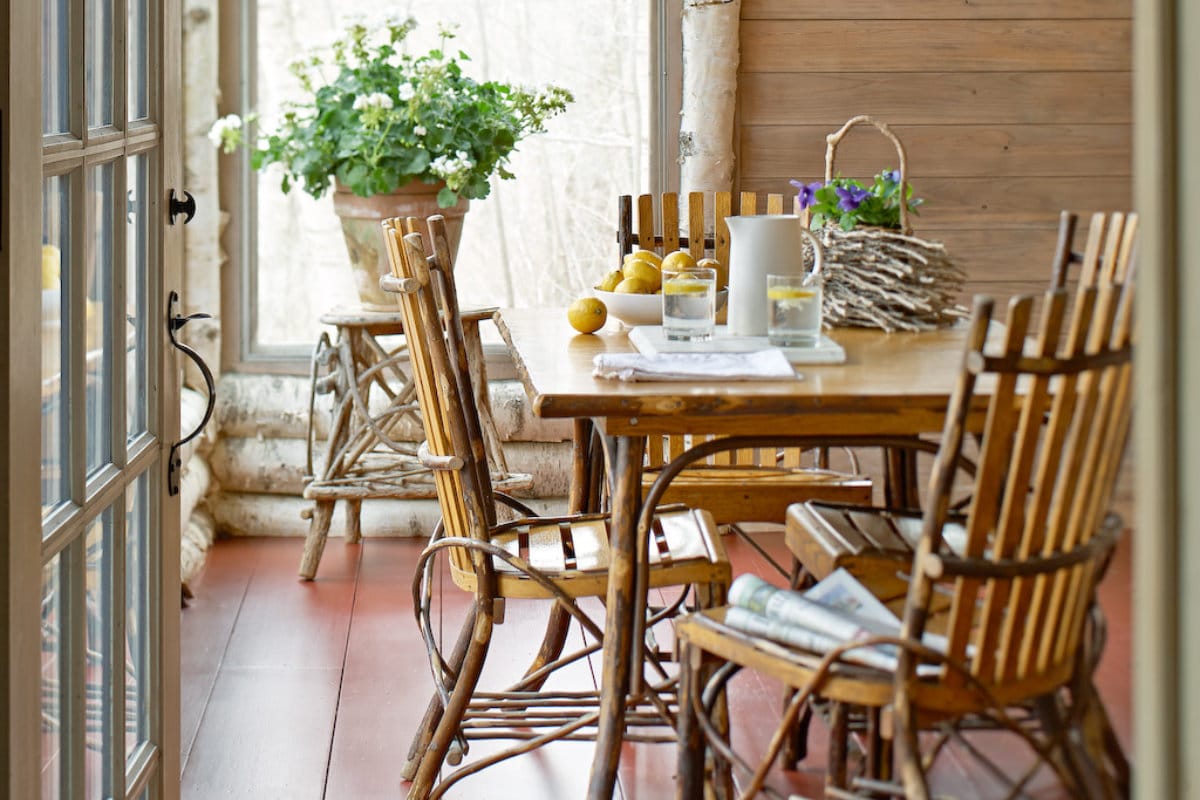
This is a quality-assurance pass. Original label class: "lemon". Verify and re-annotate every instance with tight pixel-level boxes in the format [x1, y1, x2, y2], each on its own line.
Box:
[622, 259, 662, 291]
[614, 277, 653, 294]
[42, 243, 61, 290]
[660, 249, 698, 274]
[767, 287, 817, 300]
[625, 249, 663, 267]
[595, 269, 623, 292]
[696, 257, 728, 290]
[567, 297, 607, 334]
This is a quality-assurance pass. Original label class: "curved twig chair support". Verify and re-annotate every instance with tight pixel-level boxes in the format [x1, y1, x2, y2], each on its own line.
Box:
[381, 215, 731, 799]
[675, 280, 1135, 799]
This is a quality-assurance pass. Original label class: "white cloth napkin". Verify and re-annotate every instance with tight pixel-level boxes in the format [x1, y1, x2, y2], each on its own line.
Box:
[592, 349, 798, 382]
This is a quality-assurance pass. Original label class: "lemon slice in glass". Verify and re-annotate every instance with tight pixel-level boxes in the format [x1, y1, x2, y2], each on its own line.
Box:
[767, 287, 817, 300]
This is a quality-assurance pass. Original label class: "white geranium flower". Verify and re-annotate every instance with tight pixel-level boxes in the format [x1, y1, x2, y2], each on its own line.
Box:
[413, 125, 427, 137]
[207, 114, 244, 153]
[397, 84, 415, 102]
[352, 92, 394, 111]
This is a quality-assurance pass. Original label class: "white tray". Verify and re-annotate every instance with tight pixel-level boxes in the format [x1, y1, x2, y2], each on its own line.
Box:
[629, 326, 846, 364]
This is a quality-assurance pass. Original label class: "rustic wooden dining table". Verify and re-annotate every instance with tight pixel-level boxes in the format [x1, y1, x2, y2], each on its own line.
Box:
[494, 308, 995, 800]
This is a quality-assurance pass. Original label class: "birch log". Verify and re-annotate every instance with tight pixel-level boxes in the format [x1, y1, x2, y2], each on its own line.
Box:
[680, 0, 741, 211]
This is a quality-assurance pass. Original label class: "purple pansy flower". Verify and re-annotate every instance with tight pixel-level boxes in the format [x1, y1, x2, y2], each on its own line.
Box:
[835, 184, 870, 212]
[789, 179, 824, 210]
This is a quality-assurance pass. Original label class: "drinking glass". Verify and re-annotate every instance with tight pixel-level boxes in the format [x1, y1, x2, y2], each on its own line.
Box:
[767, 273, 823, 347]
[662, 266, 716, 341]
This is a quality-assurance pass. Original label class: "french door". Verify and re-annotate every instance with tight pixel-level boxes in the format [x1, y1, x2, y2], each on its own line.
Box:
[3, 0, 183, 796]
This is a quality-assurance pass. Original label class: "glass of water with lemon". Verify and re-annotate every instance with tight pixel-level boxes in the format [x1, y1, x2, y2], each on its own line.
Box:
[662, 266, 717, 341]
[767, 273, 822, 347]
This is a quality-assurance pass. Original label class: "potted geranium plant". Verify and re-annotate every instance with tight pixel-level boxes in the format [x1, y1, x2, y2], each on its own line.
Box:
[211, 15, 572, 308]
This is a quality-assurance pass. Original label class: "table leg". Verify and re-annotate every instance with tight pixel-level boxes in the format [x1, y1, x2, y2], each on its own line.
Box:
[588, 432, 645, 800]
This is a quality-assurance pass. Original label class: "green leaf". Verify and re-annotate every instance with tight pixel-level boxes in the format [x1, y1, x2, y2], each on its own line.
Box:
[436, 186, 458, 207]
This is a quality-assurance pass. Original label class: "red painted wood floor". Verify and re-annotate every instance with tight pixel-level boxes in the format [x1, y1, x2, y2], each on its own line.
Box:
[181, 527, 1132, 799]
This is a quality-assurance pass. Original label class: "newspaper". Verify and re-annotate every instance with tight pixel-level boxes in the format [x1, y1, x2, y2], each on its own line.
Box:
[726, 571, 946, 675]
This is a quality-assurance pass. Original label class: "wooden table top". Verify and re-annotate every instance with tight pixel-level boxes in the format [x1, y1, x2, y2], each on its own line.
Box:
[496, 309, 996, 437]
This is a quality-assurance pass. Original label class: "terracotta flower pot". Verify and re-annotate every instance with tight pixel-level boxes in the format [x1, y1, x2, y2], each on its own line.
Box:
[331, 180, 470, 310]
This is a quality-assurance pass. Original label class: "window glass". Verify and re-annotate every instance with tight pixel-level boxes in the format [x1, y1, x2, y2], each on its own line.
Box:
[42, 174, 72, 516]
[126, 155, 150, 441]
[128, 0, 149, 119]
[84, 512, 114, 799]
[87, 0, 115, 128]
[40, 554, 64, 799]
[43, 0, 71, 134]
[125, 475, 150, 760]
[87, 163, 116, 477]
[251, 0, 651, 348]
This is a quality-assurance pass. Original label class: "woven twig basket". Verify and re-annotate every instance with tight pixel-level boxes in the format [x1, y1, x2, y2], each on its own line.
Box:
[808, 116, 967, 332]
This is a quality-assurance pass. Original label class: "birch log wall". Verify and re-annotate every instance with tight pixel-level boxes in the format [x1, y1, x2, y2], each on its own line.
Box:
[735, 0, 1132, 304]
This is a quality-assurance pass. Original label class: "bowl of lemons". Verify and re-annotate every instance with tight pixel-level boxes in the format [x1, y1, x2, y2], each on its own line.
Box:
[590, 249, 727, 327]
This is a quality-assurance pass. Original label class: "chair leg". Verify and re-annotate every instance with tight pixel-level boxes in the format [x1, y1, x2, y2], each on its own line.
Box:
[827, 701, 850, 790]
[345, 498, 363, 544]
[406, 604, 494, 800]
[401, 602, 479, 782]
[675, 641, 707, 800]
[521, 603, 573, 687]
[780, 691, 813, 769]
[298, 500, 335, 580]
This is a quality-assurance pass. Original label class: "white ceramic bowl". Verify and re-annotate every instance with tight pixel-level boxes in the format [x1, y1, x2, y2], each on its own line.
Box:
[592, 288, 728, 327]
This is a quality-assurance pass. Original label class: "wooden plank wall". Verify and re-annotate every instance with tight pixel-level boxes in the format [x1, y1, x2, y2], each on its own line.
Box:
[735, 0, 1132, 306]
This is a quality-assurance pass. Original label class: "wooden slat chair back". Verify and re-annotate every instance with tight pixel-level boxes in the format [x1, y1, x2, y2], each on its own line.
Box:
[616, 192, 872, 523]
[1050, 210, 1139, 292]
[675, 285, 1134, 799]
[382, 215, 731, 799]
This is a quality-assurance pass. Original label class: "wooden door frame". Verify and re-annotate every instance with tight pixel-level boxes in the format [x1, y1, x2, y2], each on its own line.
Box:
[1132, 0, 1200, 797]
[2, 0, 183, 794]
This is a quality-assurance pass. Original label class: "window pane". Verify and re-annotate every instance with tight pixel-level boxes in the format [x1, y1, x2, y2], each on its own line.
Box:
[127, 0, 149, 119]
[126, 155, 149, 441]
[43, 174, 72, 515]
[43, 0, 71, 134]
[125, 475, 150, 760]
[84, 512, 115, 800]
[250, 1, 650, 348]
[87, 0, 114, 128]
[87, 163, 115, 476]
[41, 553, 64, 799]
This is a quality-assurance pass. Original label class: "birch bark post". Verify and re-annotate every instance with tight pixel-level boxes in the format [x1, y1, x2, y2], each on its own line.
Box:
[679, 0, 741, 230]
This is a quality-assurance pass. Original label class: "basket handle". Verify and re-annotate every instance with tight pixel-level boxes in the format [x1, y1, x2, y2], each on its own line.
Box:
[824, 115, 912, 235]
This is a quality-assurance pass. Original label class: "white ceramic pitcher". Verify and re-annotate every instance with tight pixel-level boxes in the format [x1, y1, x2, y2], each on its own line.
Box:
[725, 214, 824, 337]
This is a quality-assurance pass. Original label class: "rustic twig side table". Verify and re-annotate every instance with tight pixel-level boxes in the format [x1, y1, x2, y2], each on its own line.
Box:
[298, 305, 527, 579]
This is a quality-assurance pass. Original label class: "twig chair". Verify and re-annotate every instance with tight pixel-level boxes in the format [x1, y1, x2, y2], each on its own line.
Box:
[382, 214, 732, 800]
[676, 281, 1135, 799]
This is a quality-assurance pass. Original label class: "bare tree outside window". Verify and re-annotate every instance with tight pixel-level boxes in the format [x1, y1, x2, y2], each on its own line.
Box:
[253, 0, 651, 347]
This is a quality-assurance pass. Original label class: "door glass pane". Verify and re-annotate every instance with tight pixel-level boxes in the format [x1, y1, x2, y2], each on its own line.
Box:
[125, 475, 150, 759]
[87, 0, 114, 128]
[126, 155, 149, 441]
[43, 174, 72, 515]
[41, 553, 64, 799]
[128, 0, 148, 119]
[84, 512, 114, 799]
[43, 0, 71, 134]
[87, 163, 115, 476]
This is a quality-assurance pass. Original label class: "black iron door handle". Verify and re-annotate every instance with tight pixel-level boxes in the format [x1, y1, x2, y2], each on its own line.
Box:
[167, 290, 215, 496]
